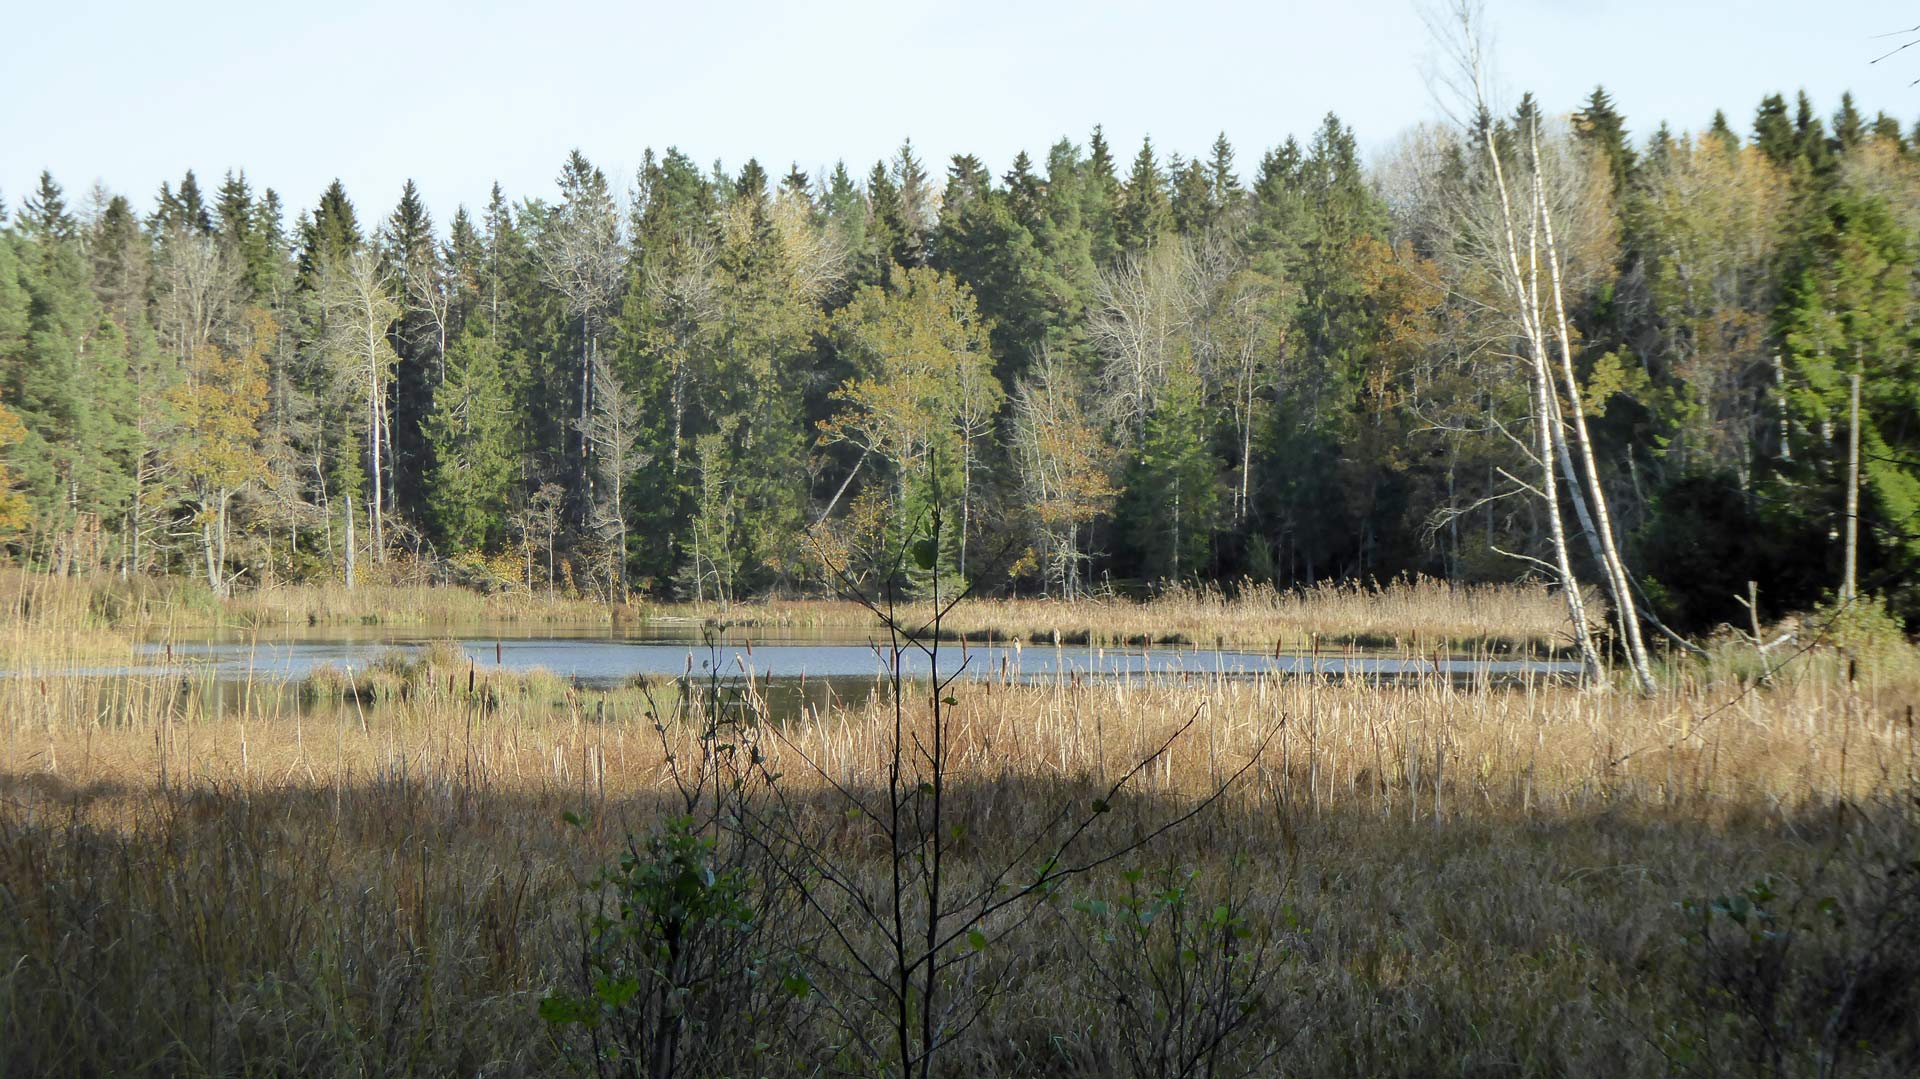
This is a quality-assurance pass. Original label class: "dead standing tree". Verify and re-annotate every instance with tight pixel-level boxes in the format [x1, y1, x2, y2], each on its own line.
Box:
[1427, 0, 1657, 691]
[538, 151, 626, 525]
[321, 248, 401, 566]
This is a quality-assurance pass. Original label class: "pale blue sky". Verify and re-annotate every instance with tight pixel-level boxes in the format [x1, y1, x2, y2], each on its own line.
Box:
[3, 1, 1916, 226]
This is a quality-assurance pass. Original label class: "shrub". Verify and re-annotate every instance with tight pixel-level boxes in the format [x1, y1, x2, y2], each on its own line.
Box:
[542, 815, 800, 1079]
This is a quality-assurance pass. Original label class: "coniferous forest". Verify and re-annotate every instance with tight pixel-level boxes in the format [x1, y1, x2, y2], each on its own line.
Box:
[4, 86, 1917, 631]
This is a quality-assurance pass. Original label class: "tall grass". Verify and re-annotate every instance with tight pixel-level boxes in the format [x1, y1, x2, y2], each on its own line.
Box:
[3, 632, 1917, 1076]
[654, 576, 1581, 651]
[0, 567, 628, 665]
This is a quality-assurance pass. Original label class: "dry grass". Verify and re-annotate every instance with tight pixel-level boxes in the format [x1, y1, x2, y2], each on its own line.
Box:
[0, 568, 626, 665]
[2, 571, 1580, 672]
[4, 630, 1918, 1076]
[659, 576, 1580, 652]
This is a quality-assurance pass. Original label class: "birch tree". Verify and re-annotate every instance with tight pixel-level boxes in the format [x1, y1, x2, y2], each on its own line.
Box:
[1089, 243, 1195, 454]
[537, 151, 624, 506]
[575, 348, 650, 599]
[321, 248, 400, 564]
[168, 308, 270, 594]
[1011, 350, 1116, 597]
[1427, 0, 1654, 691]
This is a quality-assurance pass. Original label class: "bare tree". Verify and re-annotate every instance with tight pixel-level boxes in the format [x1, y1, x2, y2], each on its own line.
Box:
[516, 483, 567, 596]
[1186, 230, 1289, 523]
[537, 152, 625, 509]
[1530, 118, 1659, 691]
[1424, 0, 1664, 689]
[152, 227, 243, 361]
[321, 249, 401, 564]
[1090, 243, 1198, 455]
[575, 350, 651, 600]
[1011, 350, 1117, 597]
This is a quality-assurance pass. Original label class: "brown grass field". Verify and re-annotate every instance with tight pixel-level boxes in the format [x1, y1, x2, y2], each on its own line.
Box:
[0, 568, 1580, 666]
[3, 579, 1918, 1078]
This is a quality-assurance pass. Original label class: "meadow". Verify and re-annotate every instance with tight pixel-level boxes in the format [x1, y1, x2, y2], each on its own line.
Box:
[3, 582, 1917, 1077]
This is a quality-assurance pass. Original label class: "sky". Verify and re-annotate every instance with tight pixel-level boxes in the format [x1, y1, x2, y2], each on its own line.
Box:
[3, 0, 1918, 227]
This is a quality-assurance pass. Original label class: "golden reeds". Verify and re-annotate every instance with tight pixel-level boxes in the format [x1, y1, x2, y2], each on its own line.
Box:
[2, 615, 1916, 1076]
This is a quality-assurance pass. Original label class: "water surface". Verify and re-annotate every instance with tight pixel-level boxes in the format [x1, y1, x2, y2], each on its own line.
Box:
[106, 623, 1577, 689]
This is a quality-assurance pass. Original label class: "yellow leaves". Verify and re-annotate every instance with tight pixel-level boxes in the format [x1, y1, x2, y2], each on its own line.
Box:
[0, 401, 28, 536]
[826, 267, 1001, 468]
[167, 307, 273, 494]
[1580, 350, 1651, 419]
[1644, 135, 1789, 313]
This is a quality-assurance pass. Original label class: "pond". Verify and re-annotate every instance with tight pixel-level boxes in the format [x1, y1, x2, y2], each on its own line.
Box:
[99, 623, 1578, 690]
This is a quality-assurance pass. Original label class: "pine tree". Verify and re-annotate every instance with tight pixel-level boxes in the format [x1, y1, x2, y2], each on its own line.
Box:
[1083, 126, 1122, 268]
[425, 319, 519, 551]
[1572, 86, 1636, 192]
[1207, 133, 1242, 215]
[297, 180, 362, 289]
[1832, 91, 1865, 151]
[382, 179, 444, 519]
[1707, 111, 1740, 156]
[1116, 137, 1171, 256]
[1753, 94, 1796, 165]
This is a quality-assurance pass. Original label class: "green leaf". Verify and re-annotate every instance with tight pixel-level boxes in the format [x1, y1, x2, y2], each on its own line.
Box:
[911, 537, 938, 571]
[539, 993, 597, 1027]
[594, 975, 642, 1007]
[967, 929, 988, 951]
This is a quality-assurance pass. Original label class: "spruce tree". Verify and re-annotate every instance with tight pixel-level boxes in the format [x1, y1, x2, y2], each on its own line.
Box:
[1169, 155, 1214, 236]
[823, 161, 868, 269]
[1083, 126, 1122, 268]
[297, 180, 362, 288]
[863, 162, 902, 284]
[1707, 111, 1740, 156]
[1572, 86, 1637, 192]
[1116, 137, 1171, 256]
[426, 319, 519, 550]
[1206, 133, 1242, 214]
[1753, 94, 1796, 165]
[382, 179, 442, 520]
[1832, 92, 1865, 151]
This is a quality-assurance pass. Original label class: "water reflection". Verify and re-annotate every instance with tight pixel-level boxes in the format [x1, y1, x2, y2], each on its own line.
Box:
[109, 630, 1576, 688]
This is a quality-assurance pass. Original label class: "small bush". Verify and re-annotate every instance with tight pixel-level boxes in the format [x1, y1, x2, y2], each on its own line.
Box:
[542, 815, 804, 1079]
[1816, 593, 1916, 677]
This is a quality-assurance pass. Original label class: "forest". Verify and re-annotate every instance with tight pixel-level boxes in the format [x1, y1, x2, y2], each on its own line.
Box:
[3, 84, 1916, 637]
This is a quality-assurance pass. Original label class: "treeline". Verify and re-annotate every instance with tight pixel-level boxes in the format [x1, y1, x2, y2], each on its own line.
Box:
[2, 87, 1917, 628]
